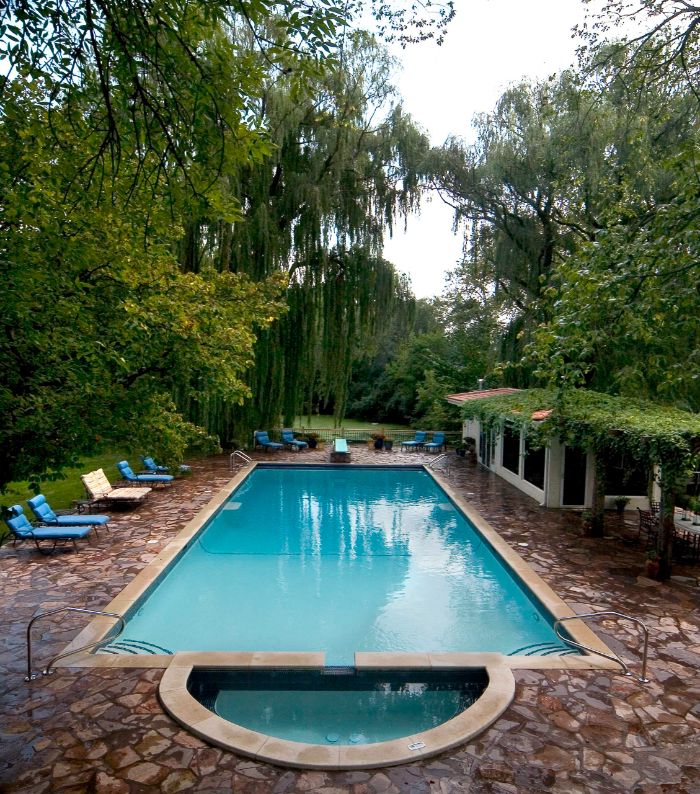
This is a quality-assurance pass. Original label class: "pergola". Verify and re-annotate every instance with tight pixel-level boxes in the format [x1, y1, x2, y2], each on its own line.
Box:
[457, 388, 700, 579]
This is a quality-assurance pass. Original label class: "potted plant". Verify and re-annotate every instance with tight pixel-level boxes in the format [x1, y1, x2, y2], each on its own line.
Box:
[580, 510, 593, 533]
[383, 437, 394, 452]
[645, 549, 660, 579]
[370, 432, 385, 451]
[688, 497, 700, 525]
[305, 432, 319, 450]
[614, 496, 630, 515]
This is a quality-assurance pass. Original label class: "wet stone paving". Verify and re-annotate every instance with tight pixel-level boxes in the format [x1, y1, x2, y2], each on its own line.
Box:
[1, 447, 700, 793]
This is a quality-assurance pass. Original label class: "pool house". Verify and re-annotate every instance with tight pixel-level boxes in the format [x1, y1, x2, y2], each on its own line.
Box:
[446, 388, 658, 511]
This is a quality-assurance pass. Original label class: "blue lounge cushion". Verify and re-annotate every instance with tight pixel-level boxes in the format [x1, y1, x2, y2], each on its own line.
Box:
[142, 456, 169, 473]
[254, 431, 283, 450]
[281, 429, 308, 449]
[424, 432, 446, 451]
[401, 431, 427, 448]
[142, 456, 191, 474]
[117, 460, 174, 483]
[28, 494, 110, 527]
[3, 505, 92, 542]
[4, 504, 36, 537]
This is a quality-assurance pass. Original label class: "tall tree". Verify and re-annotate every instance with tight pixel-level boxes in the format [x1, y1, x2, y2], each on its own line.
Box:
[429, 34, 699, 391]
[0, 0, 453, 197]
[0, 77, 287, 490]
[521, 31, 700, 408]
[173, 32, 431, 436]
[427, 74, 612, 375]
[0, 2, 444, 485]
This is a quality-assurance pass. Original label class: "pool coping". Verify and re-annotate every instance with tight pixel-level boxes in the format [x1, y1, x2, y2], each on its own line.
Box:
[60, 461, 618, 672]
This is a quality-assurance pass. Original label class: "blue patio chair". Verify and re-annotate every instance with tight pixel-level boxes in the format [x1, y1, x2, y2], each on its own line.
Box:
[117, 460, 173, 486]
[254, 431, 283, 451]
[2, 504, 94, 553]
[281, 429, 308, 451]
[424, 432, 446, 453]
[141, 456, 191, 474]
[141, 456, 169, 473]
[400, 431, 427, 451]
[27, 494, 110, 532]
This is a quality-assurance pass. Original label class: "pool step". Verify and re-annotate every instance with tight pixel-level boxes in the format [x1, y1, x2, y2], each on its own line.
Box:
[96, 639, 173, 655]
[507, 642, 578, 657]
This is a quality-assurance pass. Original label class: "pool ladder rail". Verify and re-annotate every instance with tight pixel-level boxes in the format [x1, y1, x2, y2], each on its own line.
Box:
[229, 449, 253, 470]
[426, 453, 451, 476]
[554, 610, 650, 684]
[25, 607, 125, 682]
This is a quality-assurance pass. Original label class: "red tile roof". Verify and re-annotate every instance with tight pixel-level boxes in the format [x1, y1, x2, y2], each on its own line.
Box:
[445, 388, 521, 404]
[445, 388, 552, 421]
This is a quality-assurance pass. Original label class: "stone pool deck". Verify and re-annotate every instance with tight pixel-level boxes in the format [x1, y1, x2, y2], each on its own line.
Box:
[1, 448, 699, 793]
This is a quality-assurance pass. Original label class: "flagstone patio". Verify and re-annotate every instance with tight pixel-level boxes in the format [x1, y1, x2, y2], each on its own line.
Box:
[1, 447, 699, 793]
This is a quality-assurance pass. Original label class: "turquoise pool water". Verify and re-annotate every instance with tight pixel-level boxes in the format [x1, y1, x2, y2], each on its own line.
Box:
[188, 668, 488, 745]
[109, 465, 570, 663]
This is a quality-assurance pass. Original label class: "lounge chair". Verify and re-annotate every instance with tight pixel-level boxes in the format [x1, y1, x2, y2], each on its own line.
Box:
[424, 432, 446, 453]
[400, 431, 427, 451]
[330, 438, 351, 463]
[254, 431, 283, 451]
[2, 504, 94, 553]
[81, 468, 151, 509]
[281, 429, 308, 451]
[27, 494, 110, 531]
[141, 456, 191, 474]
[117, 460, 173, 486]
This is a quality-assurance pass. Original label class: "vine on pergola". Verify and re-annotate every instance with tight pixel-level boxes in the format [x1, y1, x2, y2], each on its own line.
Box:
[462, 388, 700, 579]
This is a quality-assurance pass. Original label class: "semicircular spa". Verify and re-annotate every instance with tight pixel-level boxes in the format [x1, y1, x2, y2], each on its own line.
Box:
[159, 657, 515, 769]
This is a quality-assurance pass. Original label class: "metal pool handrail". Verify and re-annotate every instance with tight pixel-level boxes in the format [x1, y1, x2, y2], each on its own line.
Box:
[229, 450, 252, 469]
[25, 607, 125, 681]
[426, 453, 451, 475]
[553, 611, 650, 683]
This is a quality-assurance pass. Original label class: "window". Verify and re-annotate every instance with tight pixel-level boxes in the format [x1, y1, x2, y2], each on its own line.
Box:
[523, 438, 545, 490]
[479, 429, 496, 467]
[604, 453, 648, 496]
[501, 425, 520, 474]
[563, 446, 587, 506]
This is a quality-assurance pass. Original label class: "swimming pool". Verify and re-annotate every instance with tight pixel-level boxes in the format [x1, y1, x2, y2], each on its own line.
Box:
[104, 464, 571, 663]
[67, 461, 617, 768]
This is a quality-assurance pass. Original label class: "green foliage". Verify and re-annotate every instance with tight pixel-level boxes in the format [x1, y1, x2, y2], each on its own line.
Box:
[414, 370, 462, 430]
[526, 149, 700, 407]
[0, 4, 446, 490]
[176, 32, 431, 435]
[462, 388, 700, 486]
[0, 77, 285, 490]
[430, 32, 700, 402]
[0, 0, 454, 200]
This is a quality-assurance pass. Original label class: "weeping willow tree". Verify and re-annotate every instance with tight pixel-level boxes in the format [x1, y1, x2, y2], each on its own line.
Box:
[176, 31, 429, 440]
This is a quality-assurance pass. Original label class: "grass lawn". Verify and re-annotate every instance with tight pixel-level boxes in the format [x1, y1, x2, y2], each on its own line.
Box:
[1, 449, 133, 512]
[293, 415, 409, 431]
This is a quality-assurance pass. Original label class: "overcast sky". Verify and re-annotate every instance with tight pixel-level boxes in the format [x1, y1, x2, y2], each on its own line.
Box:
[382, 0, 597, 299]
